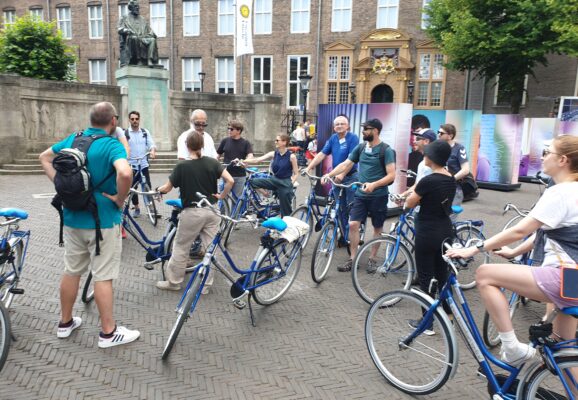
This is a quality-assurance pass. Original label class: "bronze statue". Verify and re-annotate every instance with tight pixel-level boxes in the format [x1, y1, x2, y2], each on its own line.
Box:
[118, 0, 159, 67]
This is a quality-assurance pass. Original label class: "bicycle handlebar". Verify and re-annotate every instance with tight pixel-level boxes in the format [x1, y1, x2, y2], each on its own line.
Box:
[400, 169, 417, 178]
[128, 151, 151, 163]
[324, 176, 363, 189]
[502, 203, 529, 217]
[300, 169, 323, 181]
[192, 193, 259, 228]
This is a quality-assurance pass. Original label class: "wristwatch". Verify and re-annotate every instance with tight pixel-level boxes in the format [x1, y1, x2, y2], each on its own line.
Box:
[476, 241, 485, 252]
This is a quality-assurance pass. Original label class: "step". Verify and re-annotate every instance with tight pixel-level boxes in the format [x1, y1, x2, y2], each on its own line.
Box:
[0, 169, 44, 175]
[1, 164, 45, 171]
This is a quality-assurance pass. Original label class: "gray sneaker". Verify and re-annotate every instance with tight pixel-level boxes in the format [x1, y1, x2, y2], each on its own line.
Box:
[366, 258, 378, 274]
[337, 259, 353, 272]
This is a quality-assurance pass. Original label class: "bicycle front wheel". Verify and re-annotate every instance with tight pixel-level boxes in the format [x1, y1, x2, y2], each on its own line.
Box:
[454, 224, 488, 290]
[0, 301, 11, 373]
[251, 240, 302, 306]
[353, 236, 415, 305]
[143, 183, 158, 227]
[162, 269, 203, 359]
[290, 205, 313, 249]
[81, 272, 95, 304]
[310, 221, 337, 283]
[522, 356, 578, 399]
[366, 290, 455, 395]
[482, 290, 522, 348]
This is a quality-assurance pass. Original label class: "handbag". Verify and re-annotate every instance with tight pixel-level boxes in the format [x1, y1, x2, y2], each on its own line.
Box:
[555, 250, 578, 300]
[458, 172, 479, 200]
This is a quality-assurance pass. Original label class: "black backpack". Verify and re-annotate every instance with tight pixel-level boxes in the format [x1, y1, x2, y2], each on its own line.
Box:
[51, 132, 115, 255]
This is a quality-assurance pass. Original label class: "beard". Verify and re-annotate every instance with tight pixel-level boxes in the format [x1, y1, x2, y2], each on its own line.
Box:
[363, 133, 374, 142]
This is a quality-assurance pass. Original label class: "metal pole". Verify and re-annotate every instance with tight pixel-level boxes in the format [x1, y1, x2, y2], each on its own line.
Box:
[302, 90, 308, 123]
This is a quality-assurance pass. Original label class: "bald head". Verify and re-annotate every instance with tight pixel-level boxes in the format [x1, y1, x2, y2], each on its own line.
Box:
[90, 102, 117, 128]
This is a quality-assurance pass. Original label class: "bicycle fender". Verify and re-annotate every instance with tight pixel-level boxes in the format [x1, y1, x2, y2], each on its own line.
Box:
[409, 288, 460, 379]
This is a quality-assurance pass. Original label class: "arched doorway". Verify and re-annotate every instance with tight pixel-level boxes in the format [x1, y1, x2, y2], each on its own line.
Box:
[371, 84, 394, 103]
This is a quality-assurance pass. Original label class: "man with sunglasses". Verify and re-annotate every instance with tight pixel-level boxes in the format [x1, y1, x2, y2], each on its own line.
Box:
[177, 109, 217, 160]
[400, 128, 436, 199]
[217, 120, 254, 197]
[125, 110, 156, 218]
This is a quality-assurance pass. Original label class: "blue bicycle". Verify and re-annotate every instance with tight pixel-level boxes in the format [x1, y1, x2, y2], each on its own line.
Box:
[0, 207, 30, 372]
[129, 153, 158, 226]
[365, 238, 578, 398]
[162, 195, 306, 359]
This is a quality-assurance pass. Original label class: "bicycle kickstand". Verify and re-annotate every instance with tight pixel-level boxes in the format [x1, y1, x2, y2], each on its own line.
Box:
[248, 294, 257, 327]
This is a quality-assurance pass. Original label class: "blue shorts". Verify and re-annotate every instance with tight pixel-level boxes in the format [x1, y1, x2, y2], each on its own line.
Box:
[349, 195, 388, 228]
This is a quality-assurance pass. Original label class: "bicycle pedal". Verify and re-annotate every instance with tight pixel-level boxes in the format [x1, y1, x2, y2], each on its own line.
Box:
[9, 287, 24, 295]
[233, 300, 246, 310]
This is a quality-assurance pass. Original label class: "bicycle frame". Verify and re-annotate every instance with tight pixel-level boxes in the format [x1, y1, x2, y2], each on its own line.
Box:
[228, 171, 282, 220]
[0, 228, 30, 298]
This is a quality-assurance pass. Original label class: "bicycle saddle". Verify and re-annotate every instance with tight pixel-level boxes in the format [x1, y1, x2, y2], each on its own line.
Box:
[562, 306, 578, 318]
[262, 217, 287, 232]
[165, 199, 182, 209]
[451, 205, 463, 214]
[0, 208, 28, 220]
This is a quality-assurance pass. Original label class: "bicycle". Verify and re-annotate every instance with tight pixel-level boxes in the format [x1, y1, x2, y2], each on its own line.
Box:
[82, 188, 183, 304]
[221, 167, 296, 248]
[0, 207, 30, 373]
[128, 152, 158, 226]
[310, 176, 365, 284]
[162, 194, 306, 359]
[365, 238, 578, 398]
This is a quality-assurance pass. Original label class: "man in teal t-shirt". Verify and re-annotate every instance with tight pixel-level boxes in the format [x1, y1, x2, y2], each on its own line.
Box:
[323, 118, 396, 273]
[39, 101, 140, 349]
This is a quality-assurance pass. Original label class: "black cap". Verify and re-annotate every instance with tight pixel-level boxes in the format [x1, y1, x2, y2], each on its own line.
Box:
[362, 118, 383, 132]
[412, 128, 437, 142]
[424, 140, 452, 167]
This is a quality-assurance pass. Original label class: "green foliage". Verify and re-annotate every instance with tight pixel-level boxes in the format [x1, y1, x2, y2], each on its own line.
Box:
[0, 15, 77, 81]
[425, 0, 578, 113]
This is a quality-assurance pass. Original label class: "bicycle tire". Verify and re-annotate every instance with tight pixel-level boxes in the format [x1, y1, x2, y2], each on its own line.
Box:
[503, 213, 526, 231]
[81, 272, 95, 304]
[251, 239, 302, 306]
[365, 290, 455, 395]
[310, 221, 337, 284]
[0, 301, 11, 373]
[353, 235, 415, 305]
[290, 205, 313, 249]
[454, 224, 488, 290]
[482, 290, 521, 348]
[1, 239, 24, 309]
[223, 199, 246, 248]
[143, 183, 158, 227]
[521, 355, 578, 399]
[162, 269, 203, 359]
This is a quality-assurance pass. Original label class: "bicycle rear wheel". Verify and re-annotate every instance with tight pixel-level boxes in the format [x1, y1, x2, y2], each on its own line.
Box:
[353, 236, 414, 305]
[0, 301, 11, 373]
[454, 224, 488, 290]
[143, 183, 158, 227]
[290, 205, 313, 249]
[162, 269, 204, 359]
[81, 272, 95, 304]
[251, 240, 302, 306]
[310, 221, 336, 283]
[365, 290, 455, 395]
[522, 356, 578, 399]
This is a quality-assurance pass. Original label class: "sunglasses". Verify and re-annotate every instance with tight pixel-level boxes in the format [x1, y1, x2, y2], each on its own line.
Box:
[542, 149, 561, 157]
[415, 137, 425, 141]
[130, 117, 139, 121]
[363, 127, 375, 131]
[194, 122, 208, 127]
[227, 127, 236, 131]
[438, 130, 447, 135]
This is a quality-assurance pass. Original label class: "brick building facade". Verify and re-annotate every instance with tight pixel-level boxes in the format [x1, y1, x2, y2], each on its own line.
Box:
[2, 0, 576, 117]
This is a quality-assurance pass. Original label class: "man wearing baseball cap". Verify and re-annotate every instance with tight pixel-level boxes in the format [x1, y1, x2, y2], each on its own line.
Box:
[401, 128, 437, 199]
[323, 118, 396, 273]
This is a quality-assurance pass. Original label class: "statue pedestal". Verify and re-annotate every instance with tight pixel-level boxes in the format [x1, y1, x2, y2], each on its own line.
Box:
[115, 66, 171, 151]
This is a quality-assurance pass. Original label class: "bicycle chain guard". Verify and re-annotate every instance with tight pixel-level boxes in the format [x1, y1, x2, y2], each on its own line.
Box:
[230, 276, 245, 299]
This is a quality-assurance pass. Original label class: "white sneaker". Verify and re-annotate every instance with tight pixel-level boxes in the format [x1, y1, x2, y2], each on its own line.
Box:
[98, 326, 140, 348]
[57, 317, 82, 338]
[500, 344, 538, 367]
[156, 280, 181, 291]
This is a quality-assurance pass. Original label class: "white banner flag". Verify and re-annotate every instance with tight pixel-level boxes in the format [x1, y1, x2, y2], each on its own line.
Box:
[236, 0, 254, 56]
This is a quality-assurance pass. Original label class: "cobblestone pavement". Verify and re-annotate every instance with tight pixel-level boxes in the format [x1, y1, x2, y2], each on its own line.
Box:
[0, 173, 547, 399]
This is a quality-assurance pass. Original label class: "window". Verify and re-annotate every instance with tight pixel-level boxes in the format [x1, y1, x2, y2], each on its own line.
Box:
[182, 57, 202, 91]
[326, 55, 351, 104]
[494, 75, 528, 107]
[89, 59, 107, 84]
[216, 57, 234, 93]
[218, 0, 234, 36]
[252, 56, 272, 94]
[376, 0, 398, 29]
[119, 4, 128, 18]
[254, 0, 272, 35]
[30, 8, 43, 21]
[331, 0, 351, 32]
[416, 52, 445, 107]
[287, 55, 310, 108]
[291, 0, 310, 34]
[183, 0, 200, 36]
[3, 10, 15, 28]
[150, 2, 166, 37]
[88, 5, 103, 39]
[421, 0, 432, 29]
[57, 7, 72, 39]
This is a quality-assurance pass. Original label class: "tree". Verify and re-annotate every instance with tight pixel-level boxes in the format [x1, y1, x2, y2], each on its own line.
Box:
[0, 15, 76, 81]
[425, 0, 578, 113]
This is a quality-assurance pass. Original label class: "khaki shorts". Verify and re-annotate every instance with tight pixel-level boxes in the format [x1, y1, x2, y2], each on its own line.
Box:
[63, 225, 122, 281]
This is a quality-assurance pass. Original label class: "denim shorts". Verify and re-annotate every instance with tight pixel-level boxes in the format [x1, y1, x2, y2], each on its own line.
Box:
[349, 194, 388, 228]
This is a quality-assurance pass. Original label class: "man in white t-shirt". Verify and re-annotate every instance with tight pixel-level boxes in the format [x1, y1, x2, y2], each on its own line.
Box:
[177, 109, 217, 160]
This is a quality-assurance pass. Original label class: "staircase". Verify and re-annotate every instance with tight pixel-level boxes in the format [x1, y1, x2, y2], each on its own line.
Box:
[0, 152, 268, 175]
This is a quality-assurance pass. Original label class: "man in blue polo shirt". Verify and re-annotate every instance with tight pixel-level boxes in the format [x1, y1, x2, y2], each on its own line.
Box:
[306, 115, 359, 230]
